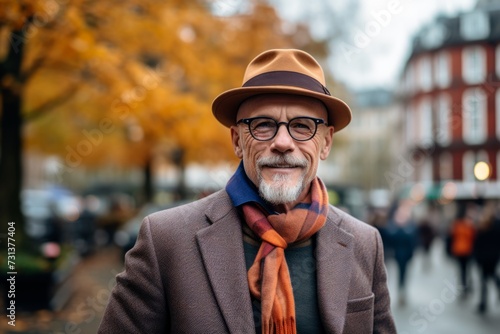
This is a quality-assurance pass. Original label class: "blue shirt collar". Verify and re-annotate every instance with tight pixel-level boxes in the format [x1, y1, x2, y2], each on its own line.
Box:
[226, 162, 275, 214]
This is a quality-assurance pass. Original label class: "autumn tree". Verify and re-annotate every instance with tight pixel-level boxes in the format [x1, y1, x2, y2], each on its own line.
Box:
[1, 0, 326, 247]
[0, 0, 154, 243]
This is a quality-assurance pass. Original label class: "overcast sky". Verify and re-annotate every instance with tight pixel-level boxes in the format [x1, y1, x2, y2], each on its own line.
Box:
[275, 0, 478, 91]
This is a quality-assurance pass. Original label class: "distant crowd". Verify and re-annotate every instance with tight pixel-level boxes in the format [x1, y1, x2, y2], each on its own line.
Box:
[368, 199, 500, 314]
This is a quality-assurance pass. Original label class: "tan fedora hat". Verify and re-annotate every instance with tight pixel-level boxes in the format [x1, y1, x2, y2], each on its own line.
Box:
[212, 49, 352, 132]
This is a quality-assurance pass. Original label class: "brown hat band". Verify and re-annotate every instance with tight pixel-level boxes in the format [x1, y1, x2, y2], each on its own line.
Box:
[242, 71, 331, 96]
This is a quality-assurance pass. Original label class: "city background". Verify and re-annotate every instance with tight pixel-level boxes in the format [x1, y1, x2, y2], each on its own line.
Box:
[1, 0, 500, 333]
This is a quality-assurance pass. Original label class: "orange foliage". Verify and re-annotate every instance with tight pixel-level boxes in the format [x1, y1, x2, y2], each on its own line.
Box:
[1, 0, 324, 169]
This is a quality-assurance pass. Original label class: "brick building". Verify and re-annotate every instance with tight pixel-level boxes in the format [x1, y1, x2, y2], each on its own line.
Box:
[399, 0, 500, 203]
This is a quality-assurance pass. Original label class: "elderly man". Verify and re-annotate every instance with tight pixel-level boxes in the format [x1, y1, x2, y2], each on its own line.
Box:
[99, 49, 396, 333]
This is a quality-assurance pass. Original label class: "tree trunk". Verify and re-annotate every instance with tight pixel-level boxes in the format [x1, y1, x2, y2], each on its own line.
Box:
[142, 157, 153, 205]
[172, 148, 187, 200]
[0, 28, 26, 245]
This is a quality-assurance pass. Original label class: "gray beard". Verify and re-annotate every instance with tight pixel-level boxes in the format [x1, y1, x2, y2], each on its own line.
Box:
[256, 155, 308, 205]
[259, 173, 305, 205]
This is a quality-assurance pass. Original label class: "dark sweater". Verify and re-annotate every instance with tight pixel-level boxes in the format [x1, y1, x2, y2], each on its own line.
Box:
[243, 238, 325, 333]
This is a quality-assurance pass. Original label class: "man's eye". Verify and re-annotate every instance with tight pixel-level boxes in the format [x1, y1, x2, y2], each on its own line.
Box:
[290, 122, 313, 131]
[291, 122, 310, 129]
[253, 121, 275, 129]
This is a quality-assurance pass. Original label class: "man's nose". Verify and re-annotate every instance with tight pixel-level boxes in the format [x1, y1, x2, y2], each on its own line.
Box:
[270, 124, 295, 152]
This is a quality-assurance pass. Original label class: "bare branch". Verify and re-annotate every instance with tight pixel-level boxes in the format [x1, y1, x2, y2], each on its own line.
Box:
[20, 56, 46, 83]
[24, 85, 79, 122]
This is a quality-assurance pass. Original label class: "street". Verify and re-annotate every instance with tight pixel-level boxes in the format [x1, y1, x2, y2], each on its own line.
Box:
[388, 239, 500, 334]
[2, 239, 500, 333]
[1, 247, 123, 334]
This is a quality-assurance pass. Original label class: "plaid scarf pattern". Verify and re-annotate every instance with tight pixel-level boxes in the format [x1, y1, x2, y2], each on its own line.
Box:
[241, 177, 329, 334]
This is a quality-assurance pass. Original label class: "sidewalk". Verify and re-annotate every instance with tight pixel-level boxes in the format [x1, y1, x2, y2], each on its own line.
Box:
[388, 239, 500, 334]
[1, 246, 123, 334]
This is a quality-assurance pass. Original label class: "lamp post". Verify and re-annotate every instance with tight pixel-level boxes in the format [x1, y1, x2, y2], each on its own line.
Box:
[473, 161, 490, 205]
[473, 161, 490, 182]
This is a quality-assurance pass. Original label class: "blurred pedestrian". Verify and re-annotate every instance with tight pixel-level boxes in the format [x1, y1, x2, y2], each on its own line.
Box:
[417, 218, 436, 271]
[97, 197, 130, 246]
[74, 195, 100, 256]
[473, 202, 500, 314]
[44, 202, 64, 244]
[99, 49, 396, 333]
[369, 208, 392, 260]
[387, 200, 418, 306]
[449, 207, 476, 295]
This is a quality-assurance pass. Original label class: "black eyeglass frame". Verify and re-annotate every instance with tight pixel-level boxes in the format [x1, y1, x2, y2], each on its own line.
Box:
[236, 116, 327, 142]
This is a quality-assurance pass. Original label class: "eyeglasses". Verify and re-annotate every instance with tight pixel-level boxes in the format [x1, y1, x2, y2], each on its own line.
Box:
[236, 116, 327, 141]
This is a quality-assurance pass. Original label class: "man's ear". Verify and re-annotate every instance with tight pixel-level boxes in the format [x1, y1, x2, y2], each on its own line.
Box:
[230, 126, 243, 159]
[320, 126, 334, 160]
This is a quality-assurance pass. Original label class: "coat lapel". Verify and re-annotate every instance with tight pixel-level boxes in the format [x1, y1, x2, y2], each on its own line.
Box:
[196, 192, 254, 333]
[316, 209, 355, 334]
[196, 192, 355, 334]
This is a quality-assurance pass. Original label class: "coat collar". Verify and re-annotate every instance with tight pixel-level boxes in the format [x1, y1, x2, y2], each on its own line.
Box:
[196, 191, 354, 334]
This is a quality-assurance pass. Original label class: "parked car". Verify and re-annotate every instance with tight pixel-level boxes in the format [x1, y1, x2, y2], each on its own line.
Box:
[21, 189, 80, 244]
[113, 201, 188, 259]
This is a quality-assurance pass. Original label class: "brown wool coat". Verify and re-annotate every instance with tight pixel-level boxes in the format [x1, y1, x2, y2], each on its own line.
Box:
[98, 190, 396, 334]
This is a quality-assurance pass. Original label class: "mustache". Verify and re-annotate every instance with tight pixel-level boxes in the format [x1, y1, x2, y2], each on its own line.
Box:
[257, 155, 308, 168]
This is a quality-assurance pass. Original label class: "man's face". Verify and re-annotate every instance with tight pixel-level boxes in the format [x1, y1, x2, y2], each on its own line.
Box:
[230, 94, 334, 208]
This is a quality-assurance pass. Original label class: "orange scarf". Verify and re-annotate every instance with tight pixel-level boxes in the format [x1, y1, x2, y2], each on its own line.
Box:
[241, 178, 329, 334]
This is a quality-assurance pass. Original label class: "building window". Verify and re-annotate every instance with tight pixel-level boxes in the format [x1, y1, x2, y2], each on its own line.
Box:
[462, 88, 487, 144]
[477, 150, 489, 165]
[420, 157, 433, 182]
[462, 46, 486, 84]
[439, 152, 453, 181]
[419, 98, 433, 145]
[463, 151, 476, 182]
[460, 11, 489, 41]
[496, 89, 500, 140]
[436, 94, 451, 146]
[434, 51, 451, 88]
[422, 22, 447, 49]
[418, 56, 433, 91]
